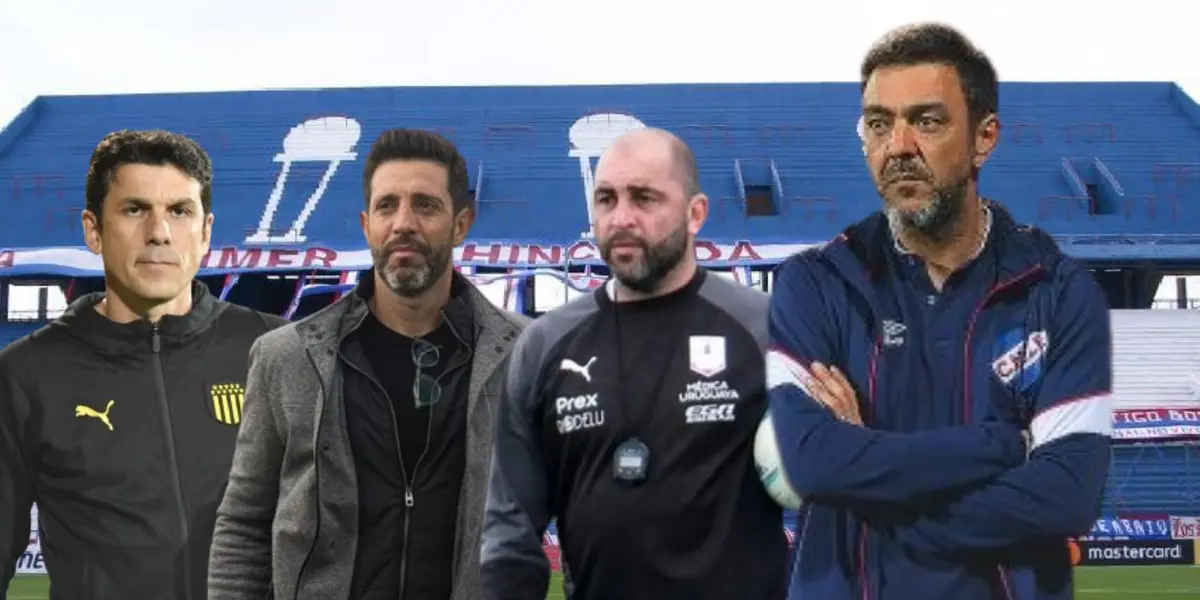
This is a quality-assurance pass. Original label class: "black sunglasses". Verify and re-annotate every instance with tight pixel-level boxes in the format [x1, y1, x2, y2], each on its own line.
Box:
[411, 339, 443, 408]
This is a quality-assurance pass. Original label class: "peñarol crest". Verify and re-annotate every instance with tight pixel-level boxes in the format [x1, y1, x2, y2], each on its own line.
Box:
[209, 383, 246, 426]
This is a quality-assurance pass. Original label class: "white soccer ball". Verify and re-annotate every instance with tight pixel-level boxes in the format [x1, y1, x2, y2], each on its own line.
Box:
[754, 412, 804, 510]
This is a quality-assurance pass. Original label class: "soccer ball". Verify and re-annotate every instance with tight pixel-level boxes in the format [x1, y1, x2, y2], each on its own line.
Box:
[754, 411, 804, 510]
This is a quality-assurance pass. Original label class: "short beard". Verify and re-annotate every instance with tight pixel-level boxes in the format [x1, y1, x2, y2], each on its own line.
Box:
[600, 224, 689, 295]
[372, 235, 453, 298]
[885, 176, 970, 245]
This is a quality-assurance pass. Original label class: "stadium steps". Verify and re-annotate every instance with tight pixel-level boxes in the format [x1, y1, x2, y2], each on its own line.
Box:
[1111, 309, 1200, 408]
[1, 83, 1196, 249]
[1105, 445, 1200, 514]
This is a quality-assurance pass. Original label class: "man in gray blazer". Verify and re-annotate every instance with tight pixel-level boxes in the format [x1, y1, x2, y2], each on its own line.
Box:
[207, 129, 529, 600]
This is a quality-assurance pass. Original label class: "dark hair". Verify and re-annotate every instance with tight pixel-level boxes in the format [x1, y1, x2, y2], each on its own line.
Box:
[860, 23, 999, 125]
[85, 130, 213, 226]
[362, 129, 472, 215]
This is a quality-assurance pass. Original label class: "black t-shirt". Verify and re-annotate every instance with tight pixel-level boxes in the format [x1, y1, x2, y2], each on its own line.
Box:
[349, 312, 468, 600]
[358, 314, 460, 477]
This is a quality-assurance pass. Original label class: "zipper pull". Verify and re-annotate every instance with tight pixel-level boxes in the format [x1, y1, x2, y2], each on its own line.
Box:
[151, 324, 161, 353]
[405, 488, 414, 508]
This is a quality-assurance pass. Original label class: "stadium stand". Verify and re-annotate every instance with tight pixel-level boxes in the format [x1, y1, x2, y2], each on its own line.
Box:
[1103, 310, 1200, 516]
[0, 83, 1198, 272]
[1111, 310, 1200, 409]
[2, 81, 1199, 570]
[0, 320, 41, 349]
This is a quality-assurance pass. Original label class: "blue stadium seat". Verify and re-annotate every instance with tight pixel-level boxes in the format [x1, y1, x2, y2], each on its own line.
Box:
[1103, 445, 1200, 514]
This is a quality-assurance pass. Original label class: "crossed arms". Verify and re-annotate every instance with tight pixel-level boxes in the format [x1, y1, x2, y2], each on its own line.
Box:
[766, 256, 1112, 554]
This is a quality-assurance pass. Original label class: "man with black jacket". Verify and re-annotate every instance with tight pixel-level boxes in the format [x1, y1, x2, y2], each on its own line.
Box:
[481, 129, 788, 600]
[0, 130, 286, 600]
[208, 129, 530, 600]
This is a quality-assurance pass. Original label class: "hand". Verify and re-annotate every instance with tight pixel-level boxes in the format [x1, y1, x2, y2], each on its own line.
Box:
[982, 389, 1033, 462]
[808, 362, 863, 426]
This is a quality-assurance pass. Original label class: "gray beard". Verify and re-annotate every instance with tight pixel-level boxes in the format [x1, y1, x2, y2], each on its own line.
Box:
[886, 177, 969, 245]
[373, 242, 452, 298]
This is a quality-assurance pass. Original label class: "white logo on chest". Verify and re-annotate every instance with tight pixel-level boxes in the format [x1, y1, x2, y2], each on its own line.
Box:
[554, 393, 605, 434]
[560, 357, 597, 383]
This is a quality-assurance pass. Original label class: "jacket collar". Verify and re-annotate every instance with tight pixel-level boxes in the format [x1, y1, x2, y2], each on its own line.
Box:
[828, 200, 1055, 284]
[348, 269, 476, 345]
[298, 268, 521, 349]
[52, 279, 226, 356]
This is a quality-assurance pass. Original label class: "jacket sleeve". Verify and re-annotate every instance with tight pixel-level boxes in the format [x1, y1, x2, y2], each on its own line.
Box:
[0, 350, 35, 590]
[480, 327, 553, 600]
[893, 267, 1113, 554]
[767, 255, 1026, 505]
[207, 337, 283, 599]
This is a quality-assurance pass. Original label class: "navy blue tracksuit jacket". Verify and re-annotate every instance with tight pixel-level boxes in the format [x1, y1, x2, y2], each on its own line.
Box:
[766, 203, 1112, 600]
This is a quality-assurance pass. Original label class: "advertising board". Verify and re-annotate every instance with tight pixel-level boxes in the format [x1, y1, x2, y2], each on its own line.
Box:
[1070, 539, 1196, 566]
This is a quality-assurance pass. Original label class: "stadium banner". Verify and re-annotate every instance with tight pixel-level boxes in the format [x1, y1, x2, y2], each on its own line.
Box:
[1084, 514, 1172, 540]
[15, 504, 45, 575]
[542, 530, 562, 572]
[1069, 539, 1196, 566]
[0, 238, 816, 276]
[1111, 408, 1200, 443]
[0, 240, 813, 277]
[1171, 516, 1200, 540]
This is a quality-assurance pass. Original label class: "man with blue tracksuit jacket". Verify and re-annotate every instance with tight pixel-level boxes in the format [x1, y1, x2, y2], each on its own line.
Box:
[766, 23, 1112, 600]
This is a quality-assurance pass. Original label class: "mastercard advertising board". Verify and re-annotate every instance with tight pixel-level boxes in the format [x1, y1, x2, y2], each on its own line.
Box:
[1068, 538, 1200, 566]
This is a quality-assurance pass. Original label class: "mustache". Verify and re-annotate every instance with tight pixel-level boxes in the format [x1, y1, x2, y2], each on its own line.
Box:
[382, 235, 430, 256]
[882, 158, 931, 183]
[604, 231, 648, 248]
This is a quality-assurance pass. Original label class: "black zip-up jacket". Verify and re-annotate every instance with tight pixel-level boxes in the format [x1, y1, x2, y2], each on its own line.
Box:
[0, 280, 286, 600]
[339, 275, 475, 599]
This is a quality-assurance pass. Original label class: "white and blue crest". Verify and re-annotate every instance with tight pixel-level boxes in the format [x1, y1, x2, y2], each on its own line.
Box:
[991, 329, 1050, 392]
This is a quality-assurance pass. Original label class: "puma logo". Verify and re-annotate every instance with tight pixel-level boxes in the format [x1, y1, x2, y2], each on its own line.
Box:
[75, 400, 115, 432]
[560, 357, 597, 383]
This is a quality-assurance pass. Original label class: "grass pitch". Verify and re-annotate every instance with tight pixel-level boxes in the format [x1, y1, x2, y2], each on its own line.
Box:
[7, 566, 1200, 598]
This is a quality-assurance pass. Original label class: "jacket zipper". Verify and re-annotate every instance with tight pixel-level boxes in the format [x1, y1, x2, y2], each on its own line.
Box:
[396, 404, 435, 600]
[960, 266, 1042, 600]
[150, 323, 192, 600]
[857, 337, 882, 600]
[332, 307, 469, 598]
[340, 359, 436, 600]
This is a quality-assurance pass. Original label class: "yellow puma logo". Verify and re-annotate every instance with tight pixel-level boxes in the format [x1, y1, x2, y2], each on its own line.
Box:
[75, 400, 115, 432]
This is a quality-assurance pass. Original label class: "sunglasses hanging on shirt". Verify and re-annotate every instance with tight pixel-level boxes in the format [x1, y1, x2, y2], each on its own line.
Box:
[411, 339, 443, 408]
